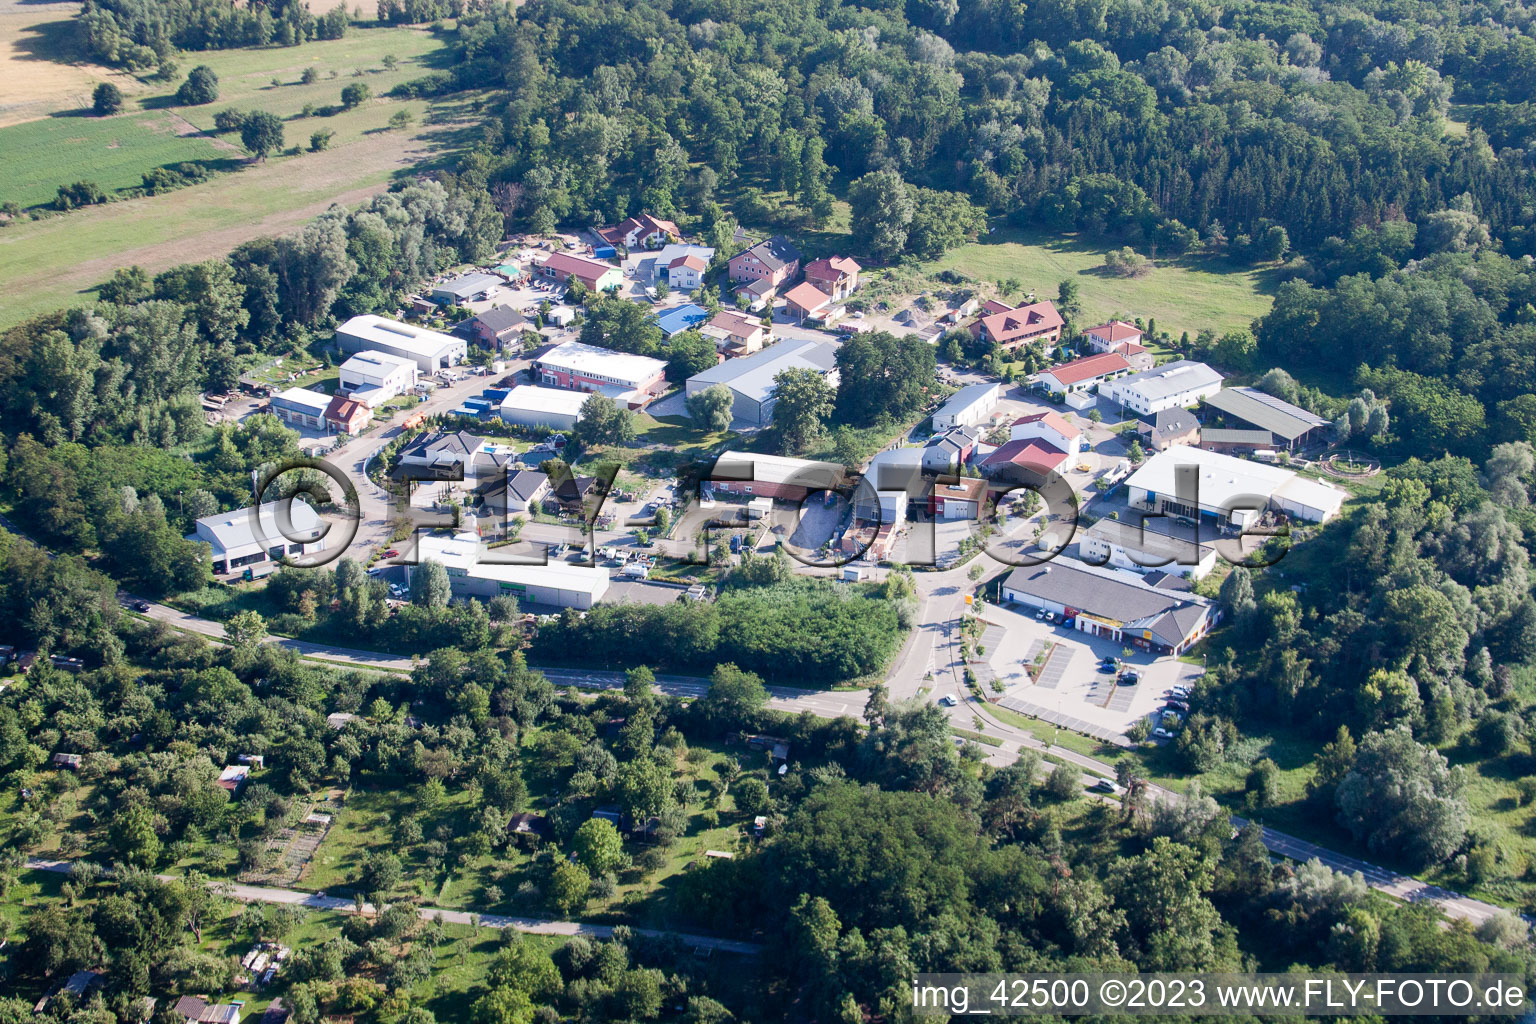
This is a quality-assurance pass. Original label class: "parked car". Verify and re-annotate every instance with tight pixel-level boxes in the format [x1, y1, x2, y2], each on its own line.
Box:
[127, 598, 151, 612]
[1120, 671, 1140, 685]
[1035, 608, 1047, 620]
[1153, 727, 1173, 739]
[938, 694, 959, 707]
[730, 534, 742, 554]
[1090, 779, 1118, 794]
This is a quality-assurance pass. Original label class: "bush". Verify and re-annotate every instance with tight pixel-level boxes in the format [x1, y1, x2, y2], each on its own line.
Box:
[56, 181, 106, 210]
[340, 82, 371, 108]
[310, 129, 335, 152]
[212, 108, 248, 133]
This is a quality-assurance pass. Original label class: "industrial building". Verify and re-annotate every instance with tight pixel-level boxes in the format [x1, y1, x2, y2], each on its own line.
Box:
[187, 501, 326, 576]
[1123, 446, 1346, 526]
[430, 272, 503, 305]
[336, 315, 467, 374]
[709, 450, 845, 502]
[1078, 517, 1218, 580]
[1202, 386, 1330, 451]
[932, 382, 1002, 430]
[269, 387, 332, 430]
[1101, 360, 1222, 416]
[497, 385, 589, 431]
[684, 337, 839, 426]
[531, 341, 668, 408]
[338, 350, 419, 407]
[411, 532, 610, 609]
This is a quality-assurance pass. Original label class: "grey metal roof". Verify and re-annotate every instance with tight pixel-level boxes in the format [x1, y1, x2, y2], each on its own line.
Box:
[1002, 556, 1212, 647]
[508, 470, 548, 502]
[403, 429, 485, 458]
[1203, 386, 1327, 441]
[1114, 360, 1222, 402]
[1082, 518, 1213, 566]
[934, 382, 998, 421]
[688, 338, 838, 403]
[435, 272, 502, 298]
[1139, 407, 1198, 442]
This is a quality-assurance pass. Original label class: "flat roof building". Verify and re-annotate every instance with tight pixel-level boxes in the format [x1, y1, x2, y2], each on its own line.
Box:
[708, 450, 846, 502]
[1124, 445, 1346, 525]
[1079, 517, 1218, 580]
[531, 341, 668, 408]
[339, 350, 419, 407]
[337, 315, 467, 373]
[412, 532, 610, 609]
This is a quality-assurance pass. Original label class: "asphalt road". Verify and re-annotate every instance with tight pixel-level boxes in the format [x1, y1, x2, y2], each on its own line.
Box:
[24, 859, 760, 954]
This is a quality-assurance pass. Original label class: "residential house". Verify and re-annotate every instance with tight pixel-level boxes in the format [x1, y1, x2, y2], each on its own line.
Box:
[1084, 320, 1144, 353]
[269, 387, 332, 430]
[727, 235, 802, 293]
[337, 315, 466, 374]
[684, 337, 839, 426]
[483, 470, 551, 515]
[1037, 352, 1131, 396]
[173, 998, 242, 1024]
[596, 213, 680, 250]
[430, 272, 502, 305]
[1135, 408, 1200, 451]
[1101, 360, 1223, 416]
[1011, 410, 1084, 454]
[922, 425, 983, 474]
[667, 253, 707, 292]
[1001, 556, 1217, 655]
[802, 256, 862, 300]
[1201, 386, 1330, 451]
[537, 252, 624, 292]
[397, 429, 489, 484]
[701, 309, 769, 356]
[456, 306, 528, 350]
[497, 385, 588, 431]
[783, 281, 836, 323]
[531, 341, 668, 408]
[633, 243, 715, 286]
[338, 350, 419, 407]
[970, 300, 1063, 349]
[981, 438, 1071, 483]
[323, 394, 371, 436]
[932, 382, 1001, 430]
[187, 501, 326, 576]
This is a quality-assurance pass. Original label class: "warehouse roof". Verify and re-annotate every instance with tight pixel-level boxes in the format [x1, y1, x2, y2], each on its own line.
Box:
[192, 501, 322, 553]
[537, 340, 667, 384]
[271, 387, 331, 414]
[416, 532, 610, 592]
[1203, 386, 1328, 442]
[499, 385, 589, 418]
[688, 338, 838, 403]
[1003, 556, 1213, 648]
[1112, 360, 1222, 401]
[338, 315, 464, 357]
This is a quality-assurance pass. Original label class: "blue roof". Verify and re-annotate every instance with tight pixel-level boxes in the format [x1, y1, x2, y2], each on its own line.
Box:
[655, 303, 711, 338]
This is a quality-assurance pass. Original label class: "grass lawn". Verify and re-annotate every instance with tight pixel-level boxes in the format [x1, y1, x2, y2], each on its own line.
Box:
[0, 25, 482, 328]
[920, 227, 1278, 340]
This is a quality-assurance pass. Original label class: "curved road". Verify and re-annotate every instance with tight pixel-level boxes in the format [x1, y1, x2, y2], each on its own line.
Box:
[127, 550, 1513, 931]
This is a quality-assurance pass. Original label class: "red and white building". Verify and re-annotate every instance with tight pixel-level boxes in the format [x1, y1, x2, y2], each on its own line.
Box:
[930, 477, 988, 521]
[981, 438, 1071, 479]
[596, 213, 679, 250]
[537, 251, 624, 292]
[1084, 320, 1143, 353]
[1011, 410, 1084, 453]
[970, 300, 1064, 349]
[324, 394, 372, 435]
[708, 450, 843, 503]
[530, 341, 668, 409]
[802, 256, 862, 300]
[1037, 352, 1131, 395]
[667, 253, 707, 292]
[701, 309, 768, 356]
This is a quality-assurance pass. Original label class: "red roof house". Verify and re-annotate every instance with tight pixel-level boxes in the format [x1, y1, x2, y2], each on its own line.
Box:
[596, 213, 679, 250]
[783, 281, 835, 322]
[324, 394, 372, 435]
[802, 256, 862, 300]
[1037, 352, 1131, 394]
[971, 300, 1063, 349]
[982, 438, 1070, 477]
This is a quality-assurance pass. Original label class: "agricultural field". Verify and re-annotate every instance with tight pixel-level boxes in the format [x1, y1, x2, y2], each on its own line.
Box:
[0, 16, 476, 327]
[921, 227, 1279, 339]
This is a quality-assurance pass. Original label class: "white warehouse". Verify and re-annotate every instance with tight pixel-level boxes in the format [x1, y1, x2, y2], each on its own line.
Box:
[411, 532, 610, 609]
[339, 350, 419, 408]
[1102, 360, 1222, 416]
[337, 315, 467, 374]
[931, 382, 1002, 431]
[1123, 446, 1346, 526]
[498, 385, 588, 431]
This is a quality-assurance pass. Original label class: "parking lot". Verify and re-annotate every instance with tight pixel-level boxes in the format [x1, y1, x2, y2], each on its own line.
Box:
[980, 604, 1203, 743]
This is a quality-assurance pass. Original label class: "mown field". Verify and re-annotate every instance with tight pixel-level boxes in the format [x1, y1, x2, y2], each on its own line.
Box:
[922, 227, 1278, 339]
[0, 20, 476, 327]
